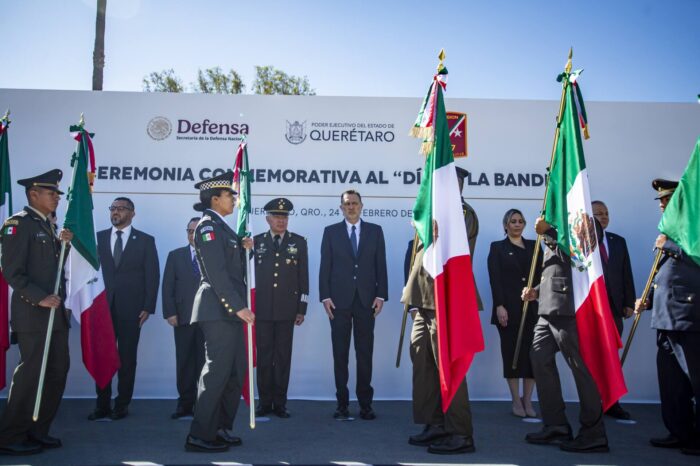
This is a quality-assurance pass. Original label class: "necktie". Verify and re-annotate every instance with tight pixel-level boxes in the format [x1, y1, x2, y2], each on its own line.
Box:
[192, 254, 200, 277]
[274, 234, 281, 251]
[350, 225, 358, 257]
[113, 230, 123, 267]
[600, 240, 609, 264]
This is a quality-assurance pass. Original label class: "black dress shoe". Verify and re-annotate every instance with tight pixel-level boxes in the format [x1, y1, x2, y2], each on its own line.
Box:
[650, 434, 685, 448]
[87, 408, 112, 421]
[171, 406, 194, 419]
[184, 435, 229, 453]
[274, 406, 291, 418]
[427, 435, 475, 454]
[560, 435, 609, 453]
[605, 402, 631, 420]
[359, 407, 376, 420]
[110, 407, 128, 420]
[28, 434, 62, 449]
[255, 405, 273, 417]
[0, 441, 43, 456]
[409, 424, 450, 446]
[333, 406, 350, 420]
[216, 429, 242, 446]
[525, 424, 573, 445]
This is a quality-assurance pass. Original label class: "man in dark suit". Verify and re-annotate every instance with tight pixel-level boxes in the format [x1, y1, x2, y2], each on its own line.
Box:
[89, 197, 160, 421]
[0, 170, 71, 455]
[319, 189, 388, 420]
[592, 200, 636, 420]
[522, 217, 608, 453]
[253, 198, 308, 418]
[162, 217, 204, 419]
[637, 179, 700, 456]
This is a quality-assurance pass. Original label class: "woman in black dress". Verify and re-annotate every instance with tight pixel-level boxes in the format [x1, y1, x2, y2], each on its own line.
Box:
[487, 209, 542, 418]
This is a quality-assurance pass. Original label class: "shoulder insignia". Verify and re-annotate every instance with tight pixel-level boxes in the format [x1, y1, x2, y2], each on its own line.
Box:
[200, 225, 214, 233]
[3, 219, 18, 226]
[3, 225, 18, 236]
[202, 231, 216, 242]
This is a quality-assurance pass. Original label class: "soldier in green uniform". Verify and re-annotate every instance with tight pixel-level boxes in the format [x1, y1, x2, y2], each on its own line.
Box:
[0, 169, 72, 456]
[401, 166, 478, 454]
[253, 198, 309, 418]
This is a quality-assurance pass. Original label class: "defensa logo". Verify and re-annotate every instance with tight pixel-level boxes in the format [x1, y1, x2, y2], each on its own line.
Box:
[286, 120, 307, 144]
[146, 116, 172, 141]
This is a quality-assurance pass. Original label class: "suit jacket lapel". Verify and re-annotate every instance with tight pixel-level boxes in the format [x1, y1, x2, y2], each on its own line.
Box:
[357, 220, 368, 258]
[118, 228, 139, 268]
[339, 221, 354, 258]
[98, 229, 115, 270]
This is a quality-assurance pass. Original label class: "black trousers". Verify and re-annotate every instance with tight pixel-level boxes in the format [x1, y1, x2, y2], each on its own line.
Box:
[0, 329, 69, 445]
[174, 323, 205, 410]
[256, 319, 295, 409]
[329, 293, 375, 409]
[95, 317, 141, 411]
[657, 330, 700, 444]
[410, 309, 473, 436]
[190, 320, 246, 441]
[531, 316, 605, 438]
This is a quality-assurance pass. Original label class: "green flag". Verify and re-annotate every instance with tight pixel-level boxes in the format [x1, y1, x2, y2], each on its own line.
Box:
[233, 142, 252, 236]
[659, 137, 700, 266]
[64, 126, 99, 269]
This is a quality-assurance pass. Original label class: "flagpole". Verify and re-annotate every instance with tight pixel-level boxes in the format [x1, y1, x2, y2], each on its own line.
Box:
[33, 113, 85, 421]
[245, 227, 255, 430]
[512, 49, 572, 370]
[620, 249, 662, 366]
[396, 231, 419, 368]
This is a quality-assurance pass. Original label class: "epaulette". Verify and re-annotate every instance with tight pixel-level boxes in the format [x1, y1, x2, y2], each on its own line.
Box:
[290, 232, 307, 242]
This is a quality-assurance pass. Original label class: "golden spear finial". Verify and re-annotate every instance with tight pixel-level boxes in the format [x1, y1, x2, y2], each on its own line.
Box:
[79, 113, 85, 127]
[437, 49, 446, 72]
[565, 47, 573, 74]
[1, 109, 9, 121]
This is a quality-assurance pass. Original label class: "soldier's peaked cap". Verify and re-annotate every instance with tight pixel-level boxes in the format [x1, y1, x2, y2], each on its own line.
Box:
[264, 198, 293, 215]
[652, 178, 678, 200]
[455, 166, 469, 182]
[194, 172, 237, 194]
[17, 169, 64, 195]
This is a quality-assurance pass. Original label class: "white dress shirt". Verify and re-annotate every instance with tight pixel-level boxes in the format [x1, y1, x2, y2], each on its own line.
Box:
[110, 224, 132, 254]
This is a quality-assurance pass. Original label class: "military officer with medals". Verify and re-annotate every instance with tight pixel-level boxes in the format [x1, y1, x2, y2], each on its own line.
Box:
[253, 198, 309, 419]
[185, 172, 255, 453]
[637, 179, 700, 456]
[0, 169, 72, 456]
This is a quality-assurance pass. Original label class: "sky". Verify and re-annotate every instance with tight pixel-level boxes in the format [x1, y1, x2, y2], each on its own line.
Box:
[0, 0, 699, 102]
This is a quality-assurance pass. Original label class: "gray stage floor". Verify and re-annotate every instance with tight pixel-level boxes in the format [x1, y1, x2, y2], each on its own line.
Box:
[0, 399, 695, 466]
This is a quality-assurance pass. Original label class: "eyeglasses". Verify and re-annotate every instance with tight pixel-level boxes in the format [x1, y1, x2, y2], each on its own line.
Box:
[186, 229, 195, 234]
[108, 206, 133, 212]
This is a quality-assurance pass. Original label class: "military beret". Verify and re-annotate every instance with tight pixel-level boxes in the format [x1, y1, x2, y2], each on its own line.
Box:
[455, 166, 469, 182]
[264, 197, 293, 215]
[194, 172, 237, 194]
[17, 169, 64, 194]
[652, 178, 678, 200]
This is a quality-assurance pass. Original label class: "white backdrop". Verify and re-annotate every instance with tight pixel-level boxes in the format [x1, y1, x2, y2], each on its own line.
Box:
[1, 89, 699, 402]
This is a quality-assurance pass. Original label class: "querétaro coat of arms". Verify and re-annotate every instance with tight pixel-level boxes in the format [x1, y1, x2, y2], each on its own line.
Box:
[285, 120, 307, 144]
[569, 209, 598, 272]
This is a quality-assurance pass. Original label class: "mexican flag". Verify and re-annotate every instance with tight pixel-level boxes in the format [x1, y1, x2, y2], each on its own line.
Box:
[233, 141, 256, 404]
[659, 137, 700, 266]
[543, 70, 627, 411]
[410, 63, 484, 412]
[0, 116, 12, 390]
[64, 125, 120, 389]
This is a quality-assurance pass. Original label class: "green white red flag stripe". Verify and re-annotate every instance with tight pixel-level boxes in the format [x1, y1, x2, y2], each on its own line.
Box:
[543, 71, 627, 410]
[233, 141, 256, 404]
[0, 118, 12, 390]
[411, 64, 484, 412]
[64, 126, 120, 389]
